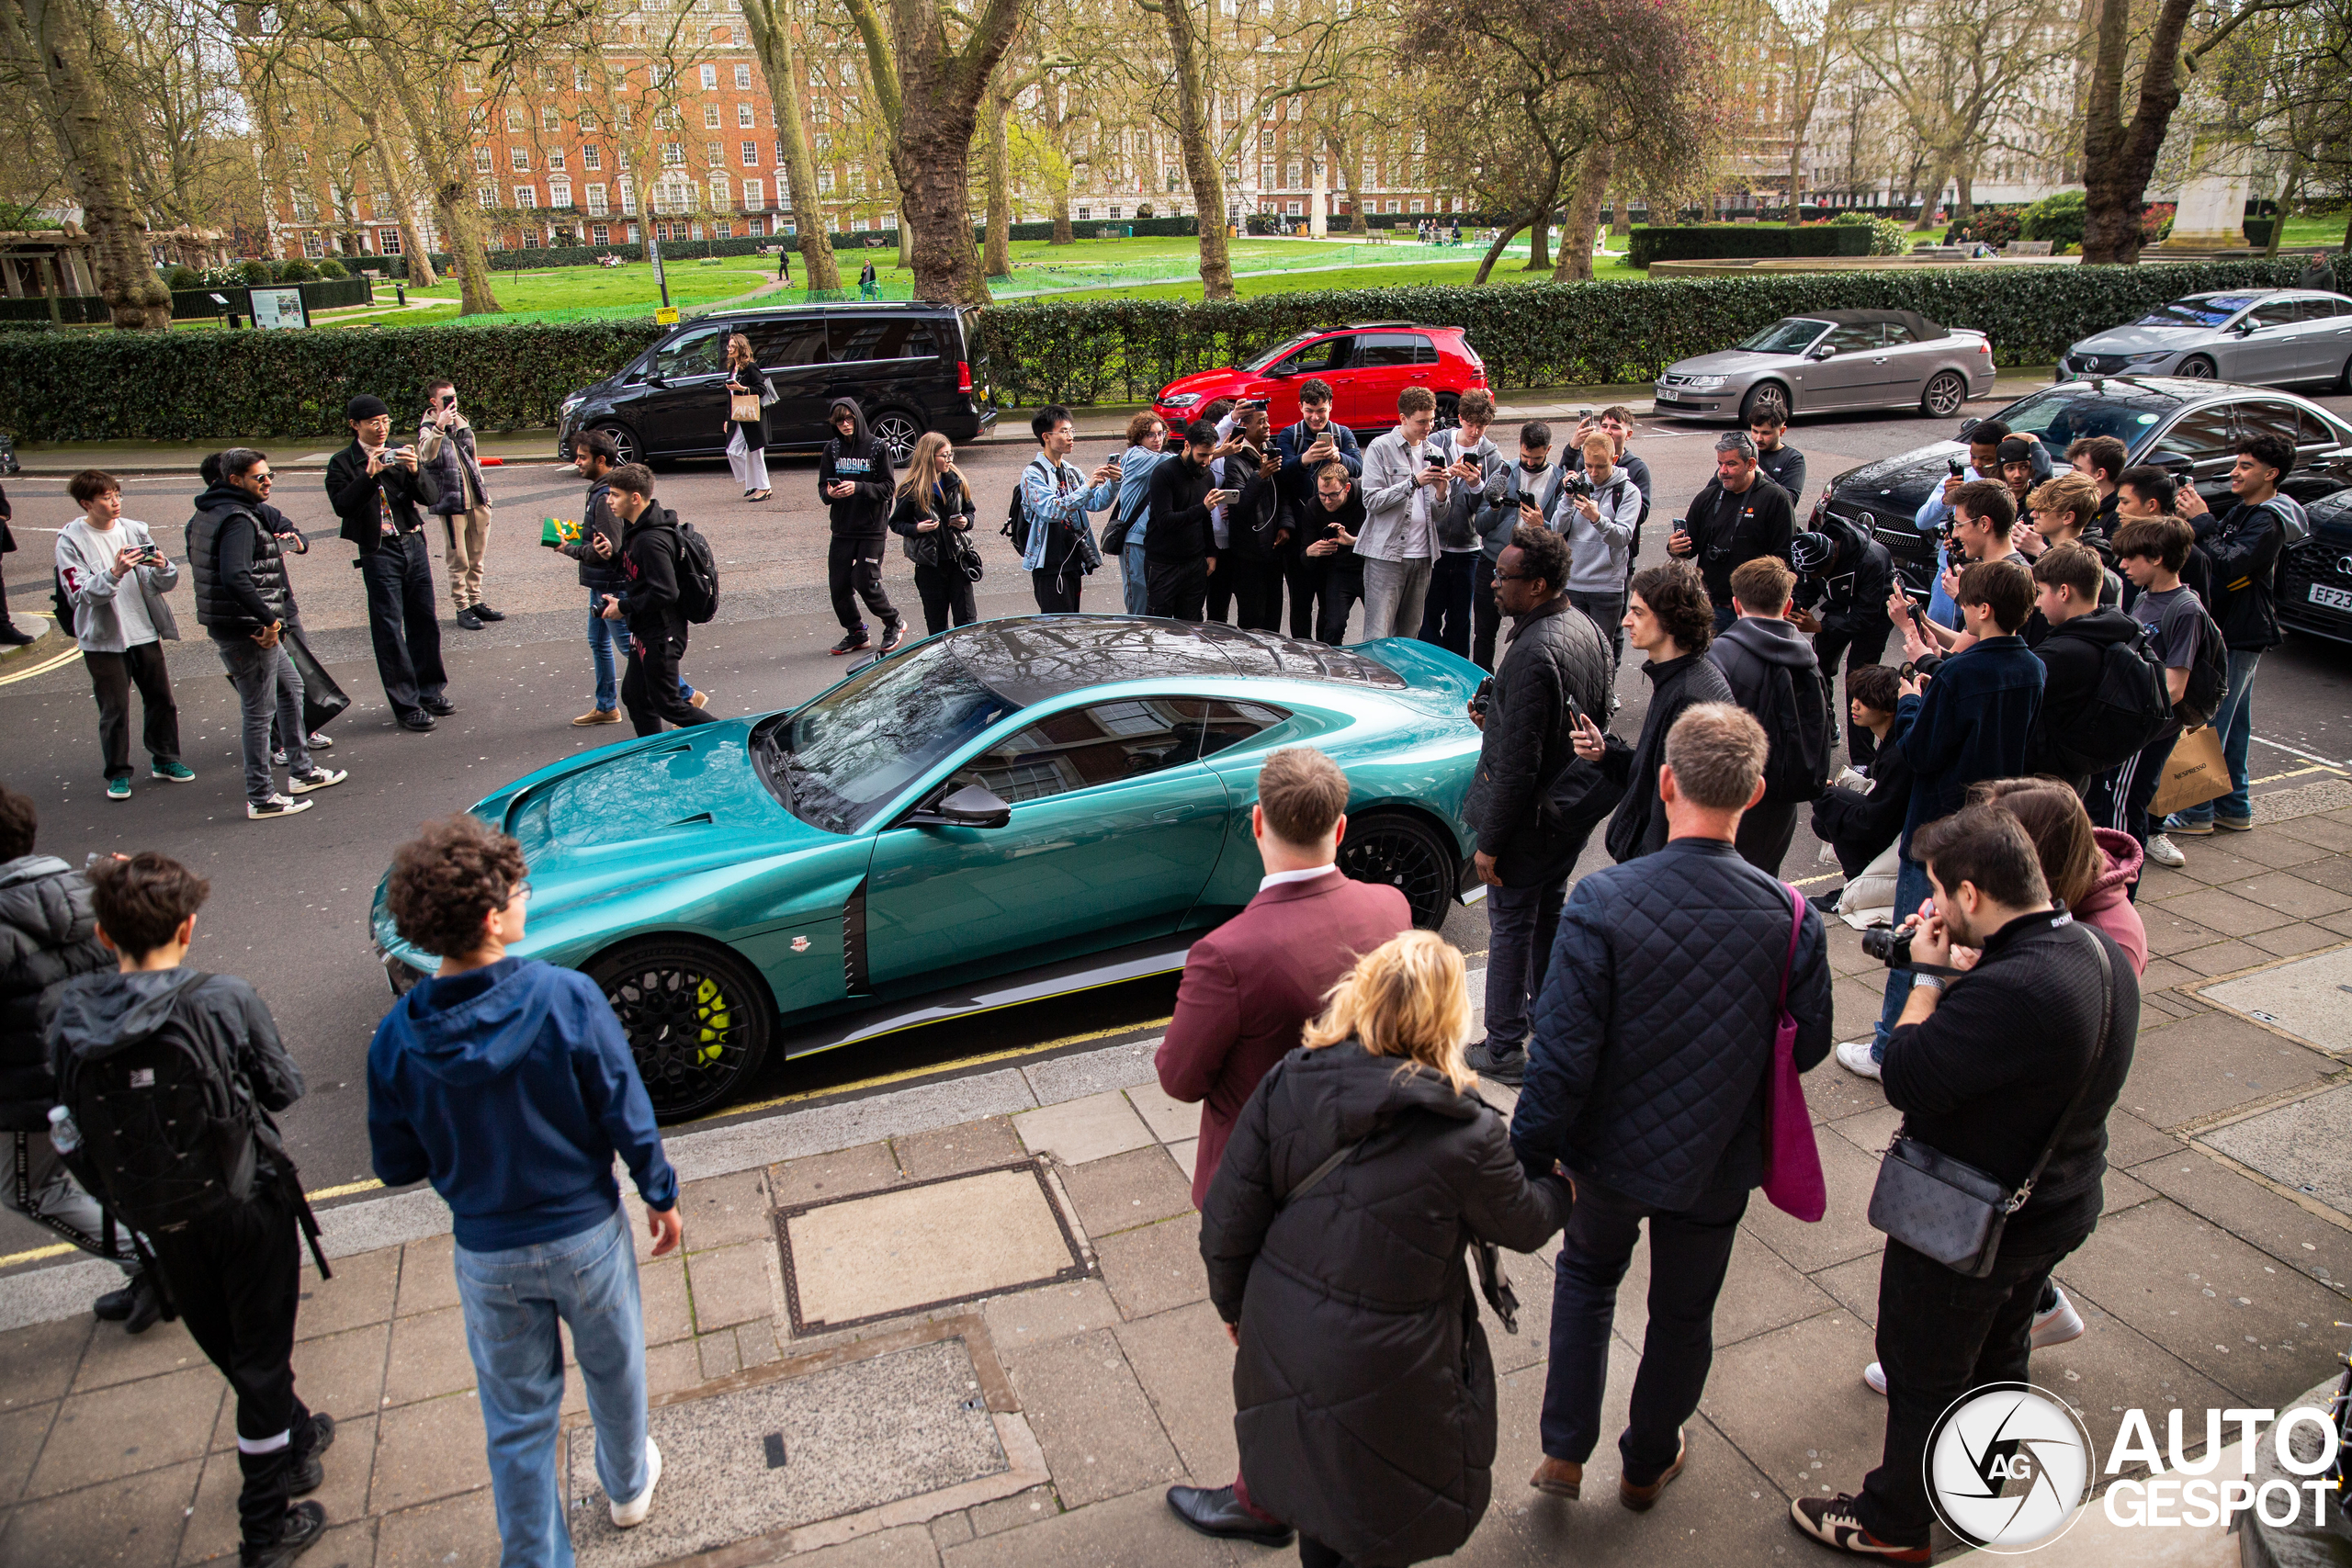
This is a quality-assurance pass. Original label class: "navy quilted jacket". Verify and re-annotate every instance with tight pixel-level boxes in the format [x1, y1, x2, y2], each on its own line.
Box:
[1512, 838, 1834, 1207]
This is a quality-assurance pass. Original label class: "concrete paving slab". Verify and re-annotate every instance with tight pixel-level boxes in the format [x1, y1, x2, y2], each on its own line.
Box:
[2101, 1165, 2160, 1214]
[2274, 815, 2352, 854]
[2140, 904, 2225, 957]
[390, 1235, 458, 1320]
[374, 1483, 499, 1568]
[1114, 1300, 1241, 1483]
[1000, 1327, 1182, 1509]
[2160, 886, 2301, 938]
[2167, 846, 2282, 887]
[1124, 1080, 1199, 1145]
[0, 1314, 89, 1412]
[68, 1313, 209, 1393]
[2175, 938, 2276, 977]
[300, 1246, 404, 1337]
[286, 1321, 393, 1426]
[1698, 1309, 1884, 1506]
[2246, 921, 2346, 959]
[1021, 1041, 1162, 1109]
[787, 1522, 945, 1567]
[783, 1166, 1083, 1334]
[1812, 1254, 1883, 1325]
[384, 1306, 474, 1406]
[2215, 873, 2352, 921]
[1736, 1128, 1886, 1276]
[895, 1118, 1028, 1183]
[639, 1253, 692, 1346]
[1093, 1214, 1209, 1320]
[2136, 1145, 2352, 1292]
[964, 1483, 1058, 1538]
[2199, 944, 2352, 1055]
[367, 1393, 492, 1514]
[2108, 1110, 2186, 1168]
[772, 1141, 908, 1209]
[2211, 831, 2333, 872]
[1167, 1140, 1198, 1188]
[27, 1363, 221, 1497]
[565, 1337, 1008, 1567]
[2113, 1010, 2335, 1130]
[981, 1279, 1124, 1352]
[1014, 1090, 1154, 1166]
[184, 1416, 376, 1563]
[2201, 1084, 2352, 1221]
[1060, 1146, 1197, 1239]
[664, 1066, 1038, 1186]
[0, 1403, 51, 1505]
[1799, 1059, 1890, 1127]
[684, 1240, 776, 1333]
[676, 1168, 777, 1247]
[2023, 1288, 2242, 1472]
[941, 1483, 1238, 1567]
[0, 1456, 200, 1568]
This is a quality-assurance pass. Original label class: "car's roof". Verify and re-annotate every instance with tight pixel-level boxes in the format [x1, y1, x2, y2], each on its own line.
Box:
[1792, 308, 1945, 339]
[936, 617, 1408, 706]
[691, 301, 964, 325]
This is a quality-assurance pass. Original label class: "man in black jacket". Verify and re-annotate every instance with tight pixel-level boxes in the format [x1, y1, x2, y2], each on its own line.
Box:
[1807, 664, 1911, 877]
[1668, 432, 1796, 633]
[191, 450, 347, 820]
[2026, 542, 2148, 795]
[0, 784, 153, 1327]
[598, 466, 718, 738]
[1709, 558, 1828, 876]
[1748, 409, 1805, 505]
[1146, 422, 1226, 621]
[566, 434, 702, 727]
[2164, 431, 2292, 837]
[1585, 561, 1735, 864]
[1798, 807, 2133, 1562]
[818, 398, 905, 657]
[1519, 702, 1833, 1513]
[1791, 519, 1894, 764]
[1274, 379, 1360, 638]
[1461, 525, 1612, 1088]
[1296, 461, 1366, 645]
[324, 394, 449, 732]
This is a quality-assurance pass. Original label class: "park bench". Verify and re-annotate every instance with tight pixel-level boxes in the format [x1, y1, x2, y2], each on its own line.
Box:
[2005, 240, 2054, 255]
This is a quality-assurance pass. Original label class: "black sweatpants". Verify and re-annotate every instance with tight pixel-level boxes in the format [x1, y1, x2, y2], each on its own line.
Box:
[1418, 549, 1478, 656]
[84, 640, 181, 781]
[1031, 566, 1082, 613]
[622, 634, 717, 737]
[1147, 558, 1208, 622]
[1283, 554, 1320, 639]
[1205, 546, 1234, 623]
[146, 1184, 312, 1551]
[359, 531, 447, 721]
[1228, 557, 1284, 631]
[913, 562, 976, 635]
[827, 535, 900, 634]
[1316, 563, 1363, 646]
[1472, 555, 1503, 671]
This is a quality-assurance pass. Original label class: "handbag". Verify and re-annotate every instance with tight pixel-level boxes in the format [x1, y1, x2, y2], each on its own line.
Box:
[1760, 883, 1826, 1222]
[729, 391, 763, 424]
[1864, 922, 2115, 1278]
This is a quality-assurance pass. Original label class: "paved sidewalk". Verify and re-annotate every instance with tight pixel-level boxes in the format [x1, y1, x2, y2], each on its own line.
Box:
[4, 784, 2347, 1567]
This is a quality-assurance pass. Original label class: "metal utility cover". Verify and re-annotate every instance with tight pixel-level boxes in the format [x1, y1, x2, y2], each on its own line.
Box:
[2203, 1084, 2352, 1219]
[2199, 947, 2352, 1055]
[776, 1161, 1086, 1334]
[565, 1337, 1007, 1567]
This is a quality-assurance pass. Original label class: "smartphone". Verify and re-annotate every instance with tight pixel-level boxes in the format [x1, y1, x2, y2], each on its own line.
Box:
[1423, 451, 1445, 468]
[1946, 457, 1964, 478]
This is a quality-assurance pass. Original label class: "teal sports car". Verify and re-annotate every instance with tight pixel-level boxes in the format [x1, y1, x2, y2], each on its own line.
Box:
[372, 616, 1489, 1122]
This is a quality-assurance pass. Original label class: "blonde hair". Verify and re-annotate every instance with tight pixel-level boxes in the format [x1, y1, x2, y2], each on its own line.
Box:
[896, 431, 956, 503]
[1581, 431, 1614, 465]
[1302, 931, 1475, 1093]
[725, 333, 755, 368]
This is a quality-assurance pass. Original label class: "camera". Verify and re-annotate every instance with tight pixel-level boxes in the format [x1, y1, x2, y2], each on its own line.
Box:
[1564, 472, 1595, 498]
[1860, 925, 1913, 967]
[1468, 677, 1494, 721]
[1423, 450, 1445, 468]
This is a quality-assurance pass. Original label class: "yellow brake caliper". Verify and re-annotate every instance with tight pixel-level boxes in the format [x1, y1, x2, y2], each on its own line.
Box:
[695, 976, 731, 1064]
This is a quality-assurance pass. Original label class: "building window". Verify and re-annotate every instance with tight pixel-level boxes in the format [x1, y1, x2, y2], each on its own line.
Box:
[1286, 200, 1302, 215]
[573, 64, 590, 90]
[709, 172, 730, 203]
[1261, 160, 1273, 188]
[741, 141, 759, 166]
[714, 220, 732, 237]
[379, 228, 401, 254]
[747, 216, 764, 235]
[1077, 204, 1091, 220]
[549, 180, 572, 207]
[592, 223, 609, 244]
[541, 107, 560, 132]
[734, 63, 752, 89]
[625, 222, 639, 242]
[514, 186, 537, 208]
[1286, 159, 1301, 187]
[477, 186, 497, 209]
[743, 178, 763, 207]
[369, 190, 392, 219]
[580, 108, 599, 133]
[1109, 204, 1121, 219]
[474, 147, 492, 173]
[707, 141, 724, 166]
[302, 232, 324, 258]
[586, 184, 609, 215]
[583, 145, 601, 171]
[699, 63, 718, 89]
[503, 107, 525, 131]
[852, 217, 867, 231]
[818, 169, 834, 193]
[290, 191, 317, 221]
[1408, 198, 1424, 212]
[704, 104, 720, 129]
[511, 147, 530, 171]
[1385, 199, 1400, 212]
[775, 141, 786, 163]
[619, 176, 638, 214]
[469, 107, 486, 135]
[662, 142, 684, 165]
[522, 230, 539, 247]
[548, 150, 566, 171]
[461, 65, 481, 92]
[816, 132, 831, 151]
[738, 102, 755, 128]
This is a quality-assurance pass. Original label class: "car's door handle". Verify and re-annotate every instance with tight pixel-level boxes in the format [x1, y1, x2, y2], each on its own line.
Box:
[1151, 807, 1194, 823]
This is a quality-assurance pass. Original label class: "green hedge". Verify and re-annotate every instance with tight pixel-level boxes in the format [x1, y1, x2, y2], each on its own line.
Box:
[1627, 224, 1875, 267]
[0, 276, 374, 325]
[975, 258, 2309, 405]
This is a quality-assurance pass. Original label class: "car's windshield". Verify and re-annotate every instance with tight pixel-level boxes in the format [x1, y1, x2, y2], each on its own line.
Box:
[2134, 296, 2258, 330]
[1991, 387, 2181, 453]
[1240, 333, 1320, 372]
[763, 643, 1020, 833]
[1736, 319, 1831, 355]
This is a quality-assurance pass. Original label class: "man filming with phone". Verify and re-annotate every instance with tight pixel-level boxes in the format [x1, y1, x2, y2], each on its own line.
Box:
[326, 395, 451, 733]
[418, 379, 501, 631]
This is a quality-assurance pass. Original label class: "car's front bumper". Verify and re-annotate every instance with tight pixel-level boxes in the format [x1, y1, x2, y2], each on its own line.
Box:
[1652, 380, 1736, 420]
[2279, 547, 2352, 646]
[376, 941, 430, 998]
[2056, 351, 2174, 380]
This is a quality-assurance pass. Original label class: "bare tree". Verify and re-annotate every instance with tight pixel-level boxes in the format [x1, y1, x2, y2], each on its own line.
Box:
[1849, 0, 2070, 228]
[741, 0, 841, 288]
[1136, 0, 1233, 298]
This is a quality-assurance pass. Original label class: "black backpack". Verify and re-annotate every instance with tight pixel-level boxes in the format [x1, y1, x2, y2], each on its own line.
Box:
[1753, 659, 1830, 806]
[57, 986, 260, 1234]
[1001, 482, 1032, 556]
[2041, 621, 2174, 777]
[2157, 590, 2229, 731]
[671, 519, 719, 624]
[51, 567, 76, 638]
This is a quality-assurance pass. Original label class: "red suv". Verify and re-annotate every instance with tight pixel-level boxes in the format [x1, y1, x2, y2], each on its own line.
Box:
[1149, 322, 1488, 437]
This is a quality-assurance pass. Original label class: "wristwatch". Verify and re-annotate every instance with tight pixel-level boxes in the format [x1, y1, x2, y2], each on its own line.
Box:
[1912, 974, 1947, 993]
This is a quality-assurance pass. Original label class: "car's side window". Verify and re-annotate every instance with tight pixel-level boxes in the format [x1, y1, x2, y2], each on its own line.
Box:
[1356, 333, 1420, 368]
[1275, 335, 1351, 376]
[651, 327, 725, 378]
[2241, 400, 2340, 451]
[2150, 406, 2237, 464]
[948, 697, 1287, 804]
[1825, 322, 1883, 354]
[1881, 321, 1918, 345]
[744, 321, 826, 367]
[1410, 335, 1439, 365]
[2248, 300, 2301, 331]
[831, 316, 942, 362]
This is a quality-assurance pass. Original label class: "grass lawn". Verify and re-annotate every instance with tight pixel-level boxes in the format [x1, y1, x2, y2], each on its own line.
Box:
[2280, 214, 2349, 248]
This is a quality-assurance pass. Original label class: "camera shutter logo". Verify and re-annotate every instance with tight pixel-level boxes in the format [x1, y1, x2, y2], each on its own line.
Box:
[1925, 1382, 2092, 1551]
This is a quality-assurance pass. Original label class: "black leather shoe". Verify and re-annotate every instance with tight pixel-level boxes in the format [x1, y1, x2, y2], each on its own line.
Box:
[93, 1275, 139, 1321]
[420, 696, 457, 716]
[470, 604, 506, 622]
[1464, 1042, 1527, 1087]
[456, 608, 484, 631]
[242, 1500, 326, 1568]
[285, 1451, 325, 1498]
[123, 1271, 164, 1335]
[399, 712, 436, 732]
[1166, 1485, 1294, 1548]
[0, 623, 35, 646]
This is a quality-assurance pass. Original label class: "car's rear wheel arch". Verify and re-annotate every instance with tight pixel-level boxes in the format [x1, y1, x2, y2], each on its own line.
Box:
[1339, 806, 1464, 931]
[581, 933, 776, 1123]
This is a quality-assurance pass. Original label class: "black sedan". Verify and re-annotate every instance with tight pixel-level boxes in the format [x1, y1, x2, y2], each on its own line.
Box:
[1810, 377, 2352, 596]
[2281, 489, 2352, 646]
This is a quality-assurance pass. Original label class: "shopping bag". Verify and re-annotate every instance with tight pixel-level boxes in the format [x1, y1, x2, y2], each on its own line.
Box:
[2147, 726, 2230, 819]
[540, 515, 582, 549]
[1761, 884, 1826, 1223]
[729, 391, 763, 423]
[284, 628, 350, 735]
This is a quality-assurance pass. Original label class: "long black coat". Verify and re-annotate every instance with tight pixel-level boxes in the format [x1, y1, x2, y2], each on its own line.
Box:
[1201, 1043, 1572, 1567]
[1464, 595, 1613, 886]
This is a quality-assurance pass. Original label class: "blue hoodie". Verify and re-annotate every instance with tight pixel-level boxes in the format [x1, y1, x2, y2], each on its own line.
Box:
[367, 957, 677, 1252]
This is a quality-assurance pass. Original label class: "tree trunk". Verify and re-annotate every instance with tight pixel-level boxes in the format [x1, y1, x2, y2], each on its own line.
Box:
[742, 0, 842, 289]
[433, 186, 502, 315]
[1050, 187, 1072, 243]
[1611, 183, 1632, 237]
[363, 129, 437, 287]
[346, 4, 499, 312]
[982, 81, 1012, 277]
[2079, 0, 2196, 265]
[1908, 156, 1948, 229]
[1472, 217, 1526, 285]
[881, 0, 1019, 307]
[4, 0, 171, 328]
[1150, 0, 1234, 299]
[1954, 165, 1974, 223]
[1524, 211, 1549, 271]
[1553, 144, 1612, 281]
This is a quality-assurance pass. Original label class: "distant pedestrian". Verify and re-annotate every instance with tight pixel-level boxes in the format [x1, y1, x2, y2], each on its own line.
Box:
[0, 480, 28, 644]
[1021, 404, 1119, 615]
[859, 259, 877, 299]
[418, 379, 503, 629]
[1747, 409, 1805, 505]
[776, 245, 792, 285]
[370, 815, 682, 1565]
[722, 333, 775, 502]
[1202, 931, 1574, 1567]
[56, 468, 189, 800]
[598, 465, 718, 738]
[888, 433, 979, 635]
[820, 398, 905, 653]
[326, 394, 451, 732]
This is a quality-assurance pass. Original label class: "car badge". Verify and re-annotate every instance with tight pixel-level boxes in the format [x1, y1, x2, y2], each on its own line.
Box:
[791, 936, 810, 953]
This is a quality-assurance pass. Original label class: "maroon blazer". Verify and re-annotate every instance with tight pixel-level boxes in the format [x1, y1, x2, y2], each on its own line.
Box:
[1156, 869, 1414, 1207]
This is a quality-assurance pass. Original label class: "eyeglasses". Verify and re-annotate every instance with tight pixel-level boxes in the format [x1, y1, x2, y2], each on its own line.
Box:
[508, 881, 532, 904]
[1491, 570, 1535, 584]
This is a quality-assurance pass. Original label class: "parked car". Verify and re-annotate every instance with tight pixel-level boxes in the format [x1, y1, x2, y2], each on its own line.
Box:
[1810, 377, 2352, 594]
[556, 302, 996, 468]
[2280, 487, 2352, 647]
[1652, 310, 1996, 425]
[372, 617, 1488, 1122]
[2058, 290, 2352, 389]
[1149, 322, 1488, 437]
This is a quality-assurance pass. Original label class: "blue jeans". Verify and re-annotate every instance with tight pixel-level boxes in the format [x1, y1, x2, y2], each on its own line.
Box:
[1122, 540, 1149, 615]
[455, 1207, 650, 1568]
[1870, 855, 1932, 1060]
[2166, 649, 2260, 826]
[590, 589, 690, 712]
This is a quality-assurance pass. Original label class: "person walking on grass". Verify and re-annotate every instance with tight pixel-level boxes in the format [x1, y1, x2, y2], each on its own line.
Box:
[370, 816, 682, 1568]
[56, 468, 190, 802]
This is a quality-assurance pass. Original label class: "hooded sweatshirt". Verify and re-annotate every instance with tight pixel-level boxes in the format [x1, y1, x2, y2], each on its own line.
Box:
[2073, 829, 2148, 976]
[1707, 615, 1828, 805]
[817, 398, 895, 539]
[367, 956, 676, 1252]
[0, 854, 110, 1129]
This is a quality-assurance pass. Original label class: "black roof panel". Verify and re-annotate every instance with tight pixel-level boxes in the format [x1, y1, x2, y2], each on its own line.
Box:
[944, 616, 1405, 705]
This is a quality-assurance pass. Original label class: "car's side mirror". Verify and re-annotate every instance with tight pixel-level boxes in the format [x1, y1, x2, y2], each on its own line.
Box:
[2151, 452, 2196, 477]
[1956, 417, 1981, 440]
[905, 783, 1012, 829]
[2236, 321, 2260, 334]
[1808, 345, 1836, 360]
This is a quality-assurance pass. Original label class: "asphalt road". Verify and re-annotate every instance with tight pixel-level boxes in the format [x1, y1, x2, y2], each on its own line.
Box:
[3, 390, 2347, 1262]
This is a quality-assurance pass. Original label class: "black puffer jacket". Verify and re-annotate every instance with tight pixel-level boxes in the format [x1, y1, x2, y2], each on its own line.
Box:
[1598, 651, 1735, 864]
[187, 483, 290, 637]
[1513, 837, 1834, 1206]
[0, 855, 112, 1131]
[1202, 1043, 1571, 1568]
[1464, 595, 1613, 886]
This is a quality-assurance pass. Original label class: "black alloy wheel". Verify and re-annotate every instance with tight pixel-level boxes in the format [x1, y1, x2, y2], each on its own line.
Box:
[1920, 371, 1967, 418]
[1740, 381, 1791, 425]
[2177, 355, 2217, 379]
[1433, 392, 1461, 432]
[585, 940, 773, 1122]
[1339, 812, 1457, 931]
[593, 423, 640, 466]
[870, 409, 924, 466]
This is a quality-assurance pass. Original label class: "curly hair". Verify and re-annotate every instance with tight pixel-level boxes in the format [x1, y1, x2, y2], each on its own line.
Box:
[1630, 560, 1715, 654]
[387, 815, 528, 959]
[87, 852, 209, 958]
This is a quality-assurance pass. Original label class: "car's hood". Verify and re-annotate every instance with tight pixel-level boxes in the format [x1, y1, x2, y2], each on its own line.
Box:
[1665, 348, 1795, 377]
[2071, 325, 2210, 355]
[2308, 489, 2352, 548]
[1829, 443, 1968, 512]
[1155, 367, 1247, 404]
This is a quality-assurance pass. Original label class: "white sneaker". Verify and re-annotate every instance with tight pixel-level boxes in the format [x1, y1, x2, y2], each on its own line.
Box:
[610, 1438, 661, 1529]
[288, 766, 346, 795]
[1863, 1360, 1887, 1395]
[2144, 832, 2186, 868]
[247, 795, 312, 821]
[2031, 1284, 2086, 1348]
[1835, 1039, 1883, 1080]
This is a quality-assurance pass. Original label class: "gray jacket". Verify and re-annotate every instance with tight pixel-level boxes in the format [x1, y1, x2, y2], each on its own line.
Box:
[54, 518, 180, 653]
[1430, 429, 1510, 552]
[418, 415, 491, 515]
[1360, 425, 1490, 563]
[1552, 467, 1641, 593]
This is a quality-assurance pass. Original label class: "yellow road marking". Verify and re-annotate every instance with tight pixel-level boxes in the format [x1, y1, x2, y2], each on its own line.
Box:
[0, 630, 81, 688]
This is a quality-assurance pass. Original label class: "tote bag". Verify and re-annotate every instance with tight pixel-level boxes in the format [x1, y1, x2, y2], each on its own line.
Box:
[1760, 883, 1827, 1222]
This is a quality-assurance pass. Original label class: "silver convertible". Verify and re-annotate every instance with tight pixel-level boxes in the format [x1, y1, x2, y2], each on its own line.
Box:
[2058, 289, 2352, 389]
[1652, 309, 1997, 425]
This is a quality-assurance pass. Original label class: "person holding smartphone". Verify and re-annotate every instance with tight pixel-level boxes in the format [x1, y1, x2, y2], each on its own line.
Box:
[325, 394, 451, 732]
[418, 378, 501, 629]
[55, 468, 189, 801]
[1274, 380, 1361, 637]
[1144, 421, 1227, 621]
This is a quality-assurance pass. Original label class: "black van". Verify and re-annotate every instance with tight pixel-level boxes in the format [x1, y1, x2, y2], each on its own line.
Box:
[556, 301, 995, 468]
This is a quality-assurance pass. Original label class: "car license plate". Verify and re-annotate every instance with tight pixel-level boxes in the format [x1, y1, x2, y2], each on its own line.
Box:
[2311, 583, 2352, 612]
[1655, 390, 1680, 403]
